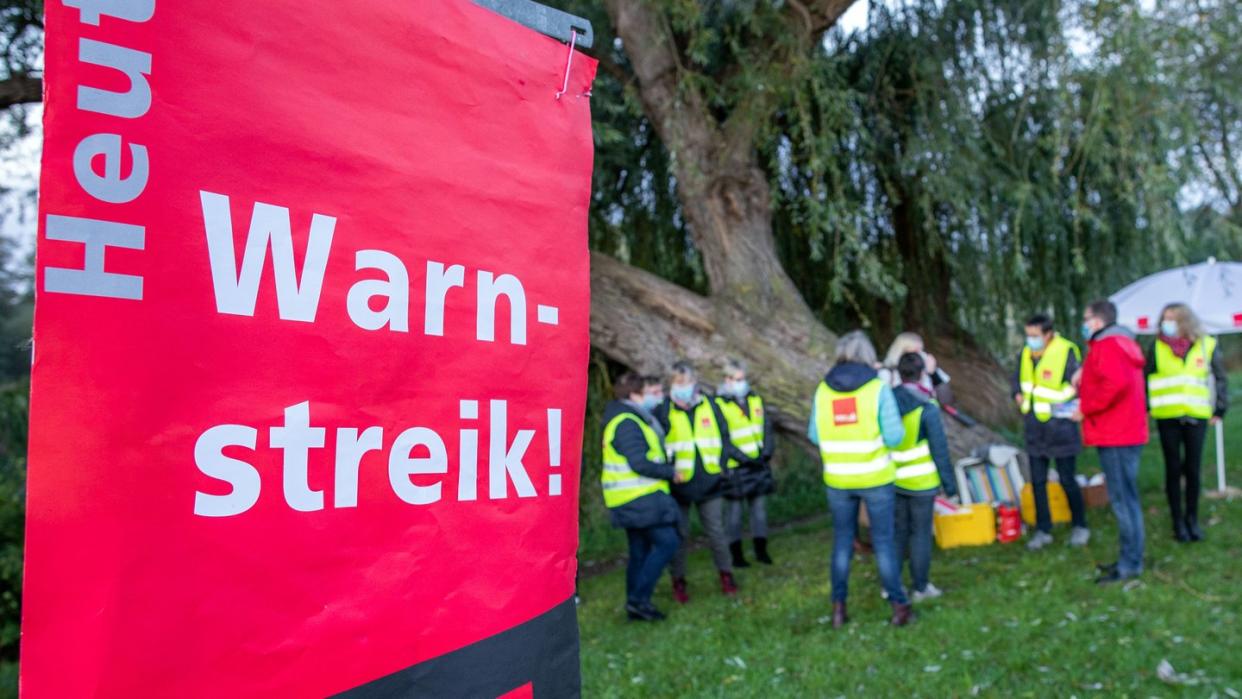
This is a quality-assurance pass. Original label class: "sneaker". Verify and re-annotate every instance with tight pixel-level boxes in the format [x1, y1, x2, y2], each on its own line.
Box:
[912, 583, 943, 602]
[1026, 531, 1054, 551]
[1069, 527, 1091, 547]
[625, 602, 665, 621]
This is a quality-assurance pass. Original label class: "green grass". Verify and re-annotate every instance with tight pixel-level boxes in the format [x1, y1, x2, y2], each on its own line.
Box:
[578, 378, 1242, 697]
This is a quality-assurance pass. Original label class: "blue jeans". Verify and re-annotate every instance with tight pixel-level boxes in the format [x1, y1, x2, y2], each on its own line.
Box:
[1098, 446, 1145, 577]
[826, 485, 907, 604]
[625, 524, 680, 605]
[894, 492, 935, 593]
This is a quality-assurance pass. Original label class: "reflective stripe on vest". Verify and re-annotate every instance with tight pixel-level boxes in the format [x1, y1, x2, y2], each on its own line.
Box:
[1149, 337, 1216, 420]
[1019, 334, 1080, 422]
[600, 412, 670, 509]
[814, 379, 894, 489]
[666, 399, 725, 481]
[716, 394, 765, 468]
[892, 405, 941, 491]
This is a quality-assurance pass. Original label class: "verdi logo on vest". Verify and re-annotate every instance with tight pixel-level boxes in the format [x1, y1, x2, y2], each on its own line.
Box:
[832, 397, 859, 426]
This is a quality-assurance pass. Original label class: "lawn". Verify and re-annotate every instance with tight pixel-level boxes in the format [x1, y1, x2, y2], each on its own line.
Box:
[577, 424, 1242, 697]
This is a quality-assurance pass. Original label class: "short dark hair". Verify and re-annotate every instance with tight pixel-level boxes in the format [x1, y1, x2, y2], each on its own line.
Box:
[1086, 299, 1117, 325]
[897, 352, 925, 382]
[641, 375, 662, 389]
[614, 371, 645, 400]
[1024, 314, 1054, 333]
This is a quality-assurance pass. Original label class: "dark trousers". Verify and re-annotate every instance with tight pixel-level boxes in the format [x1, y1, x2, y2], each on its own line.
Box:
[1029, 455, 1087, 532]
[893, 492, 935, 593]
[625, 524, 680, 606]
[1156, 419, 1208, 525]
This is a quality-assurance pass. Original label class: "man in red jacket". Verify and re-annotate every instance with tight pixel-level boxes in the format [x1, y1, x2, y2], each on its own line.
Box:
[1072, 300, 1148, 584]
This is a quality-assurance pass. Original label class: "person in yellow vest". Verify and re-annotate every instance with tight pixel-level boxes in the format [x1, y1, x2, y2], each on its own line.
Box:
[1147, 303, 1229, 542]
[656, 360, 739, 601]
[1012, 314, 1090, 550]
[715, 358, 776, 568]
[600, 372, 684, 622]
[892, 353, 958, 602]
[807, 331, 912, 627]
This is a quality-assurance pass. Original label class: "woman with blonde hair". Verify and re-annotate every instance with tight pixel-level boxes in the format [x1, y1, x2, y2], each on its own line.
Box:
[881, 332, 953, 406]
[1146, 303, 1229, 542]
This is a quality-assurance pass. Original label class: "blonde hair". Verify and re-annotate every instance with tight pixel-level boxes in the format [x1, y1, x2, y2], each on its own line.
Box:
[884, 332, 924, 368]
[1161, 302, 1204, 342]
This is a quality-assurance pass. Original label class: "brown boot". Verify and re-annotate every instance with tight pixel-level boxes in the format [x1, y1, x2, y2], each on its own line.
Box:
[832, 601, 849, 629]
[890, 601, 914, 627]
[720, 571, 739, 596]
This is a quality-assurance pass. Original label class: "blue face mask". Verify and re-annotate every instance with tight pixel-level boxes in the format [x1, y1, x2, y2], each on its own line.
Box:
[670, 384, 695, 405]
[641, 394, 662, 411]
[1160, 320, 1179, 338]
[1081, 322, 1094, 340]
[1025, 336, 1046, 353]
[726, 380, 749, 398]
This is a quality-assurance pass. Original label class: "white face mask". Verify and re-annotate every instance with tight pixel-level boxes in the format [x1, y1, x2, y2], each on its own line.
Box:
[1160, 320, 1179, 338]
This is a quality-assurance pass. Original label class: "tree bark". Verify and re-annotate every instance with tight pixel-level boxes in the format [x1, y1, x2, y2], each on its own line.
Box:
[0, 74, 41, 109]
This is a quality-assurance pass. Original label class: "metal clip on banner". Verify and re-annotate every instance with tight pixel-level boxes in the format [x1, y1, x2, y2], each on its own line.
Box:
[473, 0, 595, 48]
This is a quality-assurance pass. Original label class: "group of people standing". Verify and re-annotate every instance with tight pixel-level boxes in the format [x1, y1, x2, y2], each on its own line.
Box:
[599, 298, 1228, 624]
[1019, 300, 1228, 583]
[599, 360, 775, 621]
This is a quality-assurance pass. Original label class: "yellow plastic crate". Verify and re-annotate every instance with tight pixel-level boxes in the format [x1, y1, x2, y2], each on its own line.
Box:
[933, 503, 996, 549]
[1019, 481, 1071, 527]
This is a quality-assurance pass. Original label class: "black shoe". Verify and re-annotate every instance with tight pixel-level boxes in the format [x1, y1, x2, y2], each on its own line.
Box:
[1095, 570, 1124, 585]
[1185, 516, 1203, 542]
[1174, 519, 1190, 543]
[1096, 561, 1118, 573]
[729, 540, 751, 568]
[754, 537, 773, 565]
[625, 602, 664, 621]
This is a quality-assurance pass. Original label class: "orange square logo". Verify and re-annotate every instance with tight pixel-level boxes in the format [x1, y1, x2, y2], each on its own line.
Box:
[701, 417, 711, 427]
[832, 397, 859, 426]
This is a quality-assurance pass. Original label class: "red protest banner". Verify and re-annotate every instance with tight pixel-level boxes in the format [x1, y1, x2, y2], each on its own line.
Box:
[23, 1, 595, 696]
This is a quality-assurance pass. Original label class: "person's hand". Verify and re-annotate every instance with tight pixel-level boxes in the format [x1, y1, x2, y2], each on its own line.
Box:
[923, 352, 938, 375]
[1071, 368, 1083, 389]
[1014, 393, 1024, 408]
[1069, 409, 1084, 424]
[673, 471, 688, 484]
[1210, 416, 1222, 426]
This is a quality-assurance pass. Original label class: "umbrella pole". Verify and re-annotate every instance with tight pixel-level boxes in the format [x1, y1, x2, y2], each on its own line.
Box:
[1217, 420, 1227, 492]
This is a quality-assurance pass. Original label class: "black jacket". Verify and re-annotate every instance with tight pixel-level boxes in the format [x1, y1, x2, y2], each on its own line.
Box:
[716, 392, 776, 499]
[602, 400, 680, 530]
[1010, 348, 1083, 459]
[1144, 337, 1230, 420]
[654, 391, 740, 504]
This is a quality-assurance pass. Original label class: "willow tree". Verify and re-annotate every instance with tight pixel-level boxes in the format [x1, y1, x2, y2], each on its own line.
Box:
[580, 0, 1018, 454]
[577, 0, 1236, 453]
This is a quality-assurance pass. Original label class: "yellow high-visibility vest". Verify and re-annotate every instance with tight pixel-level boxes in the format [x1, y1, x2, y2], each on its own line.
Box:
[666, 399, 724, 482]
[814, 379, 894, 489]
[1019, 334, 1080, 422]
[716, 394, 765, 469]
[892, 405, 940, 491]
[600, 412, 670, 509]
[1149, 337, 1217, 420]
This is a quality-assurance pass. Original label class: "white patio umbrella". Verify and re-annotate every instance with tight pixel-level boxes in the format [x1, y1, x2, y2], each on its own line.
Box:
[1110, 257, 1241, 492]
